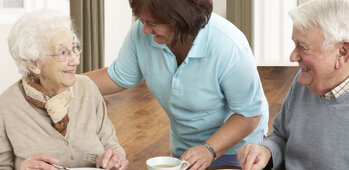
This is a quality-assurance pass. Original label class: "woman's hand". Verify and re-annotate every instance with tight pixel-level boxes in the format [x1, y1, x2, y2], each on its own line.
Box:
[20, 153, 58, 170]
[98, 148, 129, 170]
[237, 144, 271, 170]
[180, 144, 214, 170]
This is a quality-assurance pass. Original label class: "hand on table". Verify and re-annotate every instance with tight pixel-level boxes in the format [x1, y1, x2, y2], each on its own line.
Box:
[98, 148, 129, 170]
[237, 144, 271, 170]
[180, 144, 214, 170]
[20, 153, 58, 170]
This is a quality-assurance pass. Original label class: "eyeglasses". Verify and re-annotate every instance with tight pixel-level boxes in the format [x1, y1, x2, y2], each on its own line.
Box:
[47, 44, 82, 62]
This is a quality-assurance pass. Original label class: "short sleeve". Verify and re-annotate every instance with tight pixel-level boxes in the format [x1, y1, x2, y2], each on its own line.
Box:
[220, 43, 268, 117]
[107, 21, 143, 88]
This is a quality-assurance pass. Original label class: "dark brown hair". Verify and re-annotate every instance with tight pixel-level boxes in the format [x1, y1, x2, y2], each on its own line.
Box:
[129, 0, 213, 46]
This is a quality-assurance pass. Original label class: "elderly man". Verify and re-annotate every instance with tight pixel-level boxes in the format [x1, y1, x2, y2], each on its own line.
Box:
[237, 0, 349, 169]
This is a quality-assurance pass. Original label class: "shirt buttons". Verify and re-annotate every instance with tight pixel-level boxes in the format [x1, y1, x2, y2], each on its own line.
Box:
[70, 156, 74, 160]
[65, 141, 69, 145]
[170, 58, 175, 62]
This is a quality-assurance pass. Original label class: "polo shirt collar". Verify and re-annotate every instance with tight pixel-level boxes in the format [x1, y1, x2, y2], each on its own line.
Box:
[187, 24, 209, 59]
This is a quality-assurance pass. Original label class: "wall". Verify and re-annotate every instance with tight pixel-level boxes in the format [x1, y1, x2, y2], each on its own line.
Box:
[0, 25, 19, 93]
[253, 0, 298, 66]
[213, 0, 226, 18]
[104, 0, 132, 66]
[298, 0, 310, 4]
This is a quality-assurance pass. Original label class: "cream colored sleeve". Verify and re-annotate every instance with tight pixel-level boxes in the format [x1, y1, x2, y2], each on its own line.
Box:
[95, 95, 126, 158]
[0, 114, 15, 169]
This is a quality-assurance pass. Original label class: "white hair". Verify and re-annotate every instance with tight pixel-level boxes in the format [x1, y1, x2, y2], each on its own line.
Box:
[289, 0, 349, 48]
[8, 10, 79, 75]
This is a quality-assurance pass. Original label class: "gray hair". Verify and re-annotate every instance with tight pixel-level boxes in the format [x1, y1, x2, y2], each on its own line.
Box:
[289, 0, 349, 48]
[8, 10, 79, 75]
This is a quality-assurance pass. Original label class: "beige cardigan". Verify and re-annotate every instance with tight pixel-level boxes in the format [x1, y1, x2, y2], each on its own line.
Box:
[0, 75, 125, 169]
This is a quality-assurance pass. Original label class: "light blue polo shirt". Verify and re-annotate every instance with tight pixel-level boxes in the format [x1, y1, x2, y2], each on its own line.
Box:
[108, 13, 269, 156]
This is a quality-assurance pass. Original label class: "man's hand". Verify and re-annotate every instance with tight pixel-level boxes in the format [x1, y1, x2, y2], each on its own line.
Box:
[237, 144, 271, 170]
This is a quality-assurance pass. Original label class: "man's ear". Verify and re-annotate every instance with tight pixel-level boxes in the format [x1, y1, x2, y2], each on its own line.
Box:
[339, 41, 349, 62]
[335, 41, 349, 70]
[27, 61, 41, 75]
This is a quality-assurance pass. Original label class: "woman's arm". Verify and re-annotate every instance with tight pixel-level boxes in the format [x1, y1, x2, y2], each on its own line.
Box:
[180, 114, 261, 169]
[94, 91, 126, 157]
[0, 115, 15, 169]
[206, 113, 261, 157]
[83, 67, 125, 95]
[92, 83, 128, 169]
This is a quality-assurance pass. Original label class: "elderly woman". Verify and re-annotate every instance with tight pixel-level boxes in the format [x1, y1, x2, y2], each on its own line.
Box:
[237, 0, 349, 169]
[0, 11, 128, 170]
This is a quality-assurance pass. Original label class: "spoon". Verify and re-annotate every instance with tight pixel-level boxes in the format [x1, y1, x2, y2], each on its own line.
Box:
[52, 164, 71, 170]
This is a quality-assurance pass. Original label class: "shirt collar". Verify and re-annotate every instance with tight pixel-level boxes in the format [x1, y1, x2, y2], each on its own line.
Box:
[186, 24, 209, 59]
[323, 76, 349, 100]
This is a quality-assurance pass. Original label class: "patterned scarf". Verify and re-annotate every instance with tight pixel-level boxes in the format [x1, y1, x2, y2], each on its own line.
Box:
[22, 75, 73, 136]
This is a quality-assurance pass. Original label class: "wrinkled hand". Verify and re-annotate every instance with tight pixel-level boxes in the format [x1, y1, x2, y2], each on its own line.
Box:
[20, 153, 58, 170]
[97, 148, 129, 170]
[180, 144, 214, 170]
[237, 144, 271, 170]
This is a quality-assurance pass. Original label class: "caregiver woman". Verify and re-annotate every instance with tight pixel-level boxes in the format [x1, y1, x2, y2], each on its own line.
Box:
[86, 0, 269, 169]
